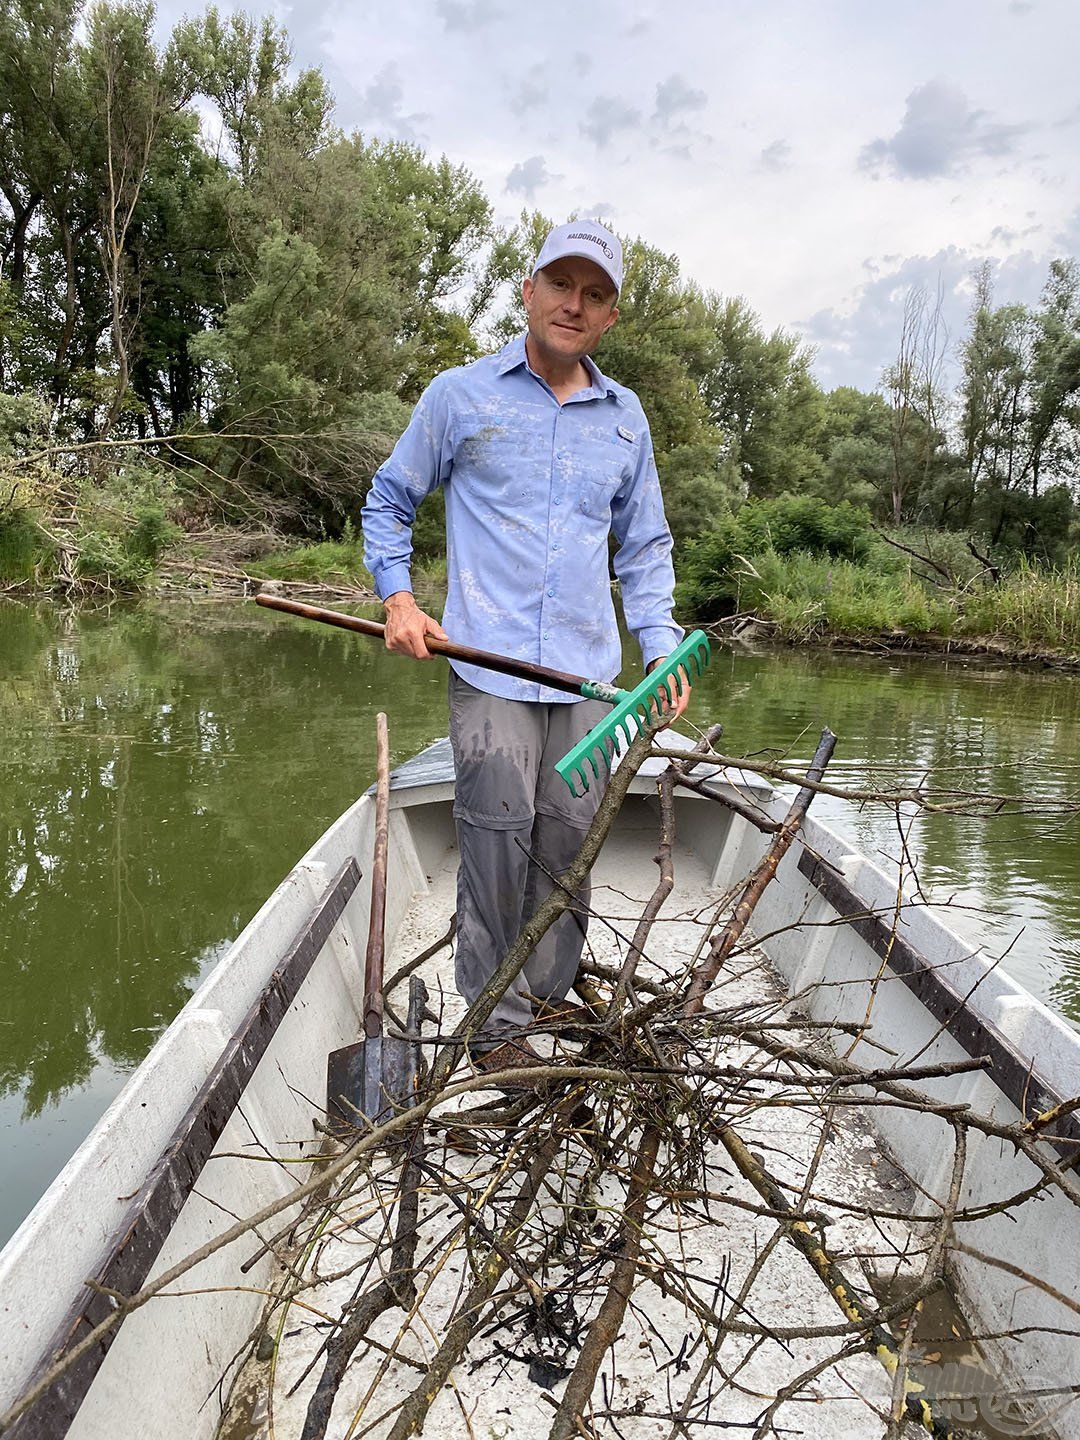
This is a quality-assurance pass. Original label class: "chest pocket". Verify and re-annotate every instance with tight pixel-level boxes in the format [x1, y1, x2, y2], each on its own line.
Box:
[577, 438, 629, 520]
[457, 424, 546, 504]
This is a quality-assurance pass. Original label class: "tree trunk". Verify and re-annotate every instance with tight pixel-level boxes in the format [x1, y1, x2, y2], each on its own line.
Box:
[51, 215, 79, 408]
[1, 190, 41, 293]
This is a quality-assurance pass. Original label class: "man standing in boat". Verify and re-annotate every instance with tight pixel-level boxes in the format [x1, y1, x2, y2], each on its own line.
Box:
[361, 220, 688, 1074]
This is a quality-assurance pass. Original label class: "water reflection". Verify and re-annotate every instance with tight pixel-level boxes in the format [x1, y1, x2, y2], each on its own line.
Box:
[1, 602, 1079, 1245]
[691, 645, 1080, 1019]
[0, 600, 448, 1241]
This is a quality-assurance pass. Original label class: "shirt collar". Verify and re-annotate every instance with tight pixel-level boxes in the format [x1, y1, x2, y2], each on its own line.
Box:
[496, 333, 617, 399]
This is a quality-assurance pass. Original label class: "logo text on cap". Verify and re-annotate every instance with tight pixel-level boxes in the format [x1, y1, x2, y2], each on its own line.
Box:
[566, 231, 615, 261]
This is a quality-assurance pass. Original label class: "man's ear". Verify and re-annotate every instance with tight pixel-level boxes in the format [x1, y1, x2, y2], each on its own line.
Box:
[603, 305, 619, 335]
[522, 276, 535, 309]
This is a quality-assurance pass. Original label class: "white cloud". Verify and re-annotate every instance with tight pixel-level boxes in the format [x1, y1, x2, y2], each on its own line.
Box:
[653, 73, 706, 127]
[435, 0, 501, 31]
[797, 241, 1068, 391]
[508, 66, 547, 115]
[759, 140, 792, 173]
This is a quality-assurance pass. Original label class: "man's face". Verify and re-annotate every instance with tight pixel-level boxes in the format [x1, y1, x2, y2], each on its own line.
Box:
[522, 256, 619, 366]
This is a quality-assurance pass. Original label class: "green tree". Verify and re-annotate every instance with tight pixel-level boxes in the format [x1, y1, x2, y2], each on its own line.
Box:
[699, 296, 825, 497]
[959, 259, 1080, 551]
[0, 0, 229, 435]
[596, 238, 717, 454]
[188, 127, 506, 523]
[815, 387, 892, 509]
[84, 1, 189, 432]
[0, 0, 101, 414]
[1026, 258, 1080, 496]
[168, 7, 331, 186]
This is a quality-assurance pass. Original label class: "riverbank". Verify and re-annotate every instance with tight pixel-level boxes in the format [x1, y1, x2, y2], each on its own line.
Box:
[0, 523, 447, 608]
[8, 546, 1080, 677]
[130, 534, 1080, 674]
[715, 616, 1080, 672]
[6, 490, 1080, 670]
[677, 517, 1080, 665]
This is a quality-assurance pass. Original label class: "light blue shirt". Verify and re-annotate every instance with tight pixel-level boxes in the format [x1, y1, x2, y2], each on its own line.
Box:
[361, 333, 684, 703]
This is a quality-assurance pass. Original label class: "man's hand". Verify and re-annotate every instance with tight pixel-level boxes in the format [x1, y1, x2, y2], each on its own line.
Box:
[383, 591, 449, 660]
[647, 657, 691, 726]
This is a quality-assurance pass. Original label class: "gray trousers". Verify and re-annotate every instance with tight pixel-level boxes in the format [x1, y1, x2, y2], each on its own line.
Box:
[448, 670, 610, 1038]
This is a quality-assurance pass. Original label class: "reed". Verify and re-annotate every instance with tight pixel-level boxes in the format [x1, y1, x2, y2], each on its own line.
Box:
[732, 549, 954, 641]
[957, 556, 1080, 650]
[709, 546, 1080, 656]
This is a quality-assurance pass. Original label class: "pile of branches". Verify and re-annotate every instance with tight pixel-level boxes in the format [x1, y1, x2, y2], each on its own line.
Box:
[221, 723, 1079, 1440]
[9, 720, 1075, 1438]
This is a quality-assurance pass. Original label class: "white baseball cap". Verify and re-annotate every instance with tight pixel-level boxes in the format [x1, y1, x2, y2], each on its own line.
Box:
[532, 220, 623, 295]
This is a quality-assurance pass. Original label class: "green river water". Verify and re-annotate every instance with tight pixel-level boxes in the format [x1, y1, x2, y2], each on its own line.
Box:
[2, 598, 1080, 1247]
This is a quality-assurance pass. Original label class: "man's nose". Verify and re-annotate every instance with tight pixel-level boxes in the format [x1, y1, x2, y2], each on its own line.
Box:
[561, 288, 584, 314]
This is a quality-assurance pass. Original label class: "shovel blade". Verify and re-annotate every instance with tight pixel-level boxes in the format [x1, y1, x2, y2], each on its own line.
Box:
[327, 1036, 411, 1134]
[326, 976, 427, 1137]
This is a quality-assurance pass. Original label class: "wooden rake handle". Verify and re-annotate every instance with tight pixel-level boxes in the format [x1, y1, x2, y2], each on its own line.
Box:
[363, 712, 390, 1040]
[254, 593, 589, 696]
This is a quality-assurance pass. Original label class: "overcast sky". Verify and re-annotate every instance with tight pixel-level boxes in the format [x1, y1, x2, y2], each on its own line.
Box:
[157, 0, 1080, 393]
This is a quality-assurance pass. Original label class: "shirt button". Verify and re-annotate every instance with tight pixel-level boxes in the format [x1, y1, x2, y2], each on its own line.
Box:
[552, 542, 560, 551]
[553, 498, 561, 505]
[543, 631, 550, 640]
[547, 588, 555, 597]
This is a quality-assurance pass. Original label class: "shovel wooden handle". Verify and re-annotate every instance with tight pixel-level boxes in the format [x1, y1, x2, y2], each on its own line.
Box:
[255, 592, 590, 696]
[363, 712, 390, 1040]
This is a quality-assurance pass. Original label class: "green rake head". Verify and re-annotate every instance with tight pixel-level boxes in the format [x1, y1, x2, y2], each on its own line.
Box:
[555, 629, 712, 796]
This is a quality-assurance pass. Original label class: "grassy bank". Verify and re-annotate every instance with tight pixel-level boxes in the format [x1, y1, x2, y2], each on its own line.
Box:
[6, 470, 1080, 663]
[251, 538, 447, 597]
[0, 464, 422, 603]
[700, 549, 1080, 657]
[674, 496, 1080, 660]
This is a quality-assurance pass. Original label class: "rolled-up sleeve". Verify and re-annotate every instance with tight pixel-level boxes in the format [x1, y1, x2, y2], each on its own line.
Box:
[610, 421, 684, 669]
[362, 376, 455, 601]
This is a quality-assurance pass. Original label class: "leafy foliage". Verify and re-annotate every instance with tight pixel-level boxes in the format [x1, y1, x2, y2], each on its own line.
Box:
[676, 495, 875, 618]
[731, 551, 953, 640]
[73, 466, 180, 588]
[0, 499, 44, 581]
[0, 0, 1078, 612]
